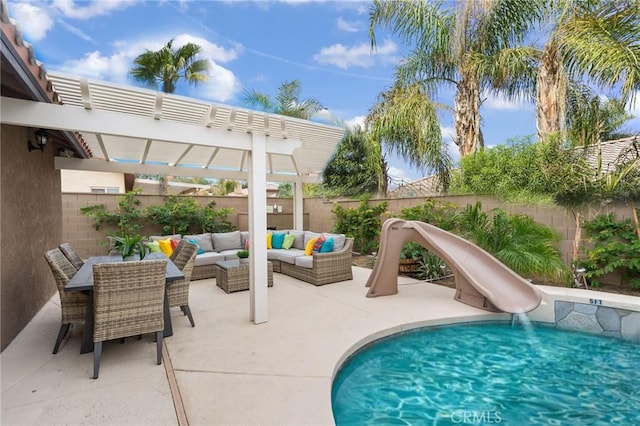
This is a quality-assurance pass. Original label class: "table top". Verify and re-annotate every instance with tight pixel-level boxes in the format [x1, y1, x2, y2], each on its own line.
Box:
[65, 252, 184, 292]
[216, 259, 244, 270]
[216, 260, 272, 271]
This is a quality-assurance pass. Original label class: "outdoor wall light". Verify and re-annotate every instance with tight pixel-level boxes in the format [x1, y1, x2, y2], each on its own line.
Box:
[27, 128, 48, 152]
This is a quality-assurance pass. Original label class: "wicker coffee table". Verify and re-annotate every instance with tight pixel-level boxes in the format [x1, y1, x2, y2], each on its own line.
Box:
[215, 260, 274, 293]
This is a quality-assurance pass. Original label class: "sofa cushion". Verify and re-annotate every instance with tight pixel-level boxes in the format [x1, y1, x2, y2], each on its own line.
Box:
[194, 251, 225, 267]
[289, 230, 305, 250]
[218, 250, 243, 261]
[294, 255, 314, 269]
[282, 234, 295, 250]
[213, 231, 242, 251]
[268, 248, 305, 264]
[323, 233, 346, 251]
[272, 232, 286, 249]
[149, 234, 181, 242]
[320, 237, 334, 253]
[184, 233, 213, 252]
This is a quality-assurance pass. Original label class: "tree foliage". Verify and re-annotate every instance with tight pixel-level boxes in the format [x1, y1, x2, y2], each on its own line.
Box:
[322, 126, 382, 197]
[240, 79, 323, 119]
[331, 197, 388, 255]
[129, 39, 210, 93]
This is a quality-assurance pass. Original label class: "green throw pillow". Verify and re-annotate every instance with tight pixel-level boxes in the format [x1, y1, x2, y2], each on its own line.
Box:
[145, 240, 162, 253]
[282, 234, 295, 250]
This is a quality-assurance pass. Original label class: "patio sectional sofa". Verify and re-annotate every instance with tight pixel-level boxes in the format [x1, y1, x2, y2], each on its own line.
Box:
[151, 230, 354, 286]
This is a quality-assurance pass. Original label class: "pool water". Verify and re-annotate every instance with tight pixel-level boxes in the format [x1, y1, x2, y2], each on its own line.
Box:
[332, 323, 640, 425]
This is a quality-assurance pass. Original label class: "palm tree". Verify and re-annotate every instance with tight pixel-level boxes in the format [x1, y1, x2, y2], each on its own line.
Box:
[240, 79, 324, 120]
[535, 1, 640, 141]
[368, 0, 543, 157]
[129, 39, 210, 93]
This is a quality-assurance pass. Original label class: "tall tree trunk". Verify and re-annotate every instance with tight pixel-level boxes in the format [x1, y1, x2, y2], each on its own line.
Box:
[536, 42, 566, 142]
[454, 75, 482, 156]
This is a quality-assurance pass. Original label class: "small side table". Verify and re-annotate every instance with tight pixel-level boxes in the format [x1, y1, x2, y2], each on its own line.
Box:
[215, 260, 274, 293]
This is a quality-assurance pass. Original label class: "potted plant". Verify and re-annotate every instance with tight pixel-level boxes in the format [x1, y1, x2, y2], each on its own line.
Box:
[399, 242, 425, 275]
[236, 249, 250, 264]
[111, 234, 148, 260]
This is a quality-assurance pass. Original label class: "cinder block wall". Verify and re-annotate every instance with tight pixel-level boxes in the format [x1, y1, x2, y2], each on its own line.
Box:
[62, 193, 633, 268]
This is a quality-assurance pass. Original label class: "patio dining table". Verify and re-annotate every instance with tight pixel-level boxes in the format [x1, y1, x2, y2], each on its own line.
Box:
[65, 252, 184, 354]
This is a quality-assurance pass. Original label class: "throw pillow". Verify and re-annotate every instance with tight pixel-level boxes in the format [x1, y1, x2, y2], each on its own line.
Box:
[145, 240, 161, 253]
[170, 239, 180, 250]
[158, 238, 173, 257]
[272, 232, 285, 249]
[267, 233, 273, 249]
[320, 237, 334, 253]
[282, 234, 295, 250]
[312, 236, 326, 253]
[188, 238, 205, 255]
[305, 238, 317, 256]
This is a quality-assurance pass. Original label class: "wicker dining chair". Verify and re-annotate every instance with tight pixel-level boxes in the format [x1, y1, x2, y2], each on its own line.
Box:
[167, 241, 198, 327]
[59, 242, 85, 270]
[169, 239, 188, 262]
[92, 259, 167, 379]
[44, 248, 89, 354]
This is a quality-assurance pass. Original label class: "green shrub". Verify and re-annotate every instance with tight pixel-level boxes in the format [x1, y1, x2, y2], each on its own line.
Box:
[578, 213, 640, 289]
[332, 196, 388, 255]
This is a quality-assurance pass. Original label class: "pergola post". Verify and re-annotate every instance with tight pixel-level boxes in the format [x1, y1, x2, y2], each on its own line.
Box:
[248, 132, 268, 323]
[293, 176, 304, 230]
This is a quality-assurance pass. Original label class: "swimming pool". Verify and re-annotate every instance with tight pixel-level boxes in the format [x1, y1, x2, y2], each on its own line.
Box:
[332, 322, 640, 425]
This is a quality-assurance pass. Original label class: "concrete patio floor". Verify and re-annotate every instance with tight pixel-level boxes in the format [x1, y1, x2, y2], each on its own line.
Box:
[1, 266, 515, 425]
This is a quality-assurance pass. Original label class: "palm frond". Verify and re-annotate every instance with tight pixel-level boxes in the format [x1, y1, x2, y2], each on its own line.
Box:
[559, 1, 640, 104]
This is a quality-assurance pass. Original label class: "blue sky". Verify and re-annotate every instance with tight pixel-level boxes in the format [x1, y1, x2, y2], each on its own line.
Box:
[8, 0, 640, 183]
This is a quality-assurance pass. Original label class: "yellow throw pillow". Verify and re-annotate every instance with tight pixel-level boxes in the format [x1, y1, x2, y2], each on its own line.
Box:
[267, 233, 273, 249]
[158, 238, 173, 257]
[305, 238, 317, 256]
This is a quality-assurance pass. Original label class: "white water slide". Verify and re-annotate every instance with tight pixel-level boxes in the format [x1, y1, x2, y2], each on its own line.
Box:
[365, 219, 542, 314]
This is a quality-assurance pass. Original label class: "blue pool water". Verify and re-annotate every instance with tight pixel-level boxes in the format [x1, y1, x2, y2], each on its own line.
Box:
[332, 323, 640, 425]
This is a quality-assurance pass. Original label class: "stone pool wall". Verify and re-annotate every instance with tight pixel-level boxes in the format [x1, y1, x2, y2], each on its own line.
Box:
[555, 301, 640, 343]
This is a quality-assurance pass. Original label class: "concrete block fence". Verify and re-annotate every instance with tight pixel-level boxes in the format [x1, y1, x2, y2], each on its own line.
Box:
[61, 193, 633, 276]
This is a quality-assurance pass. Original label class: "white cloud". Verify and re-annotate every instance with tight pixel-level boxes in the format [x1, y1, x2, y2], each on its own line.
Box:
[337, 17, 359, 32]
[483, 93, 531, 111]
[52, 0, 137, 19]
[55, 50, 131, 82]
[345, 115, 366, 129]
[173, 34, 241, 63]
[313, 39, 398, 70]
[198, 61, 240, 102]
[10, 2, 53, 42]
[440, 125, 455, 143]
[57, 19, 95, 43]
[387, 166, 413, 182]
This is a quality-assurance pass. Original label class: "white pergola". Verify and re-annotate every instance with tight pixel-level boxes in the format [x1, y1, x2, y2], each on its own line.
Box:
[0, 72, 345, 323]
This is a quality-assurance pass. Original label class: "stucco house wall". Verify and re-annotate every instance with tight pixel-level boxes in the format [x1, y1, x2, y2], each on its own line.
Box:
[61, 170, 125, 193]
[1, 125, 63, 350]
